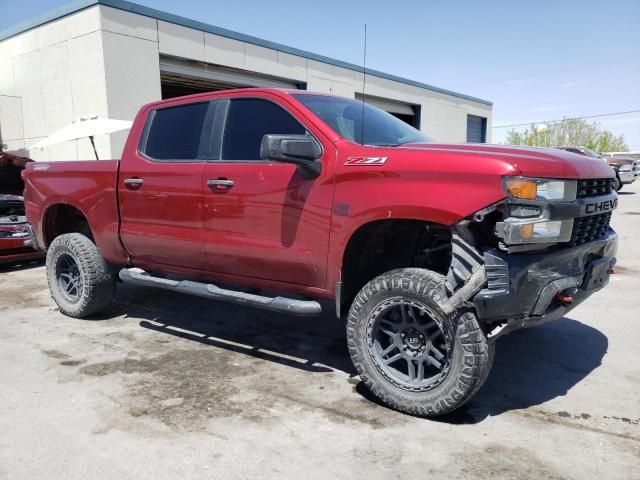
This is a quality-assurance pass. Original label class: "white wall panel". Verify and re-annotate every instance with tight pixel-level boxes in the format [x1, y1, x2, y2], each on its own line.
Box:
[100, 6, 157, 41]
[158, 21, 204, 61]
[245, 44, 279, 76]
[204, 33, 245, 68]
[277, 52, 306, 82]
[0, 96, 24, 143]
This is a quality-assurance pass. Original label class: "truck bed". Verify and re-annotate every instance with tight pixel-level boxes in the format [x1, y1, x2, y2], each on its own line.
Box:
[23, 160, 127, 264]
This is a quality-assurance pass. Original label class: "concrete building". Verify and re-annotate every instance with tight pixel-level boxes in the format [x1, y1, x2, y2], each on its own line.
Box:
[0, 0, 493, 161]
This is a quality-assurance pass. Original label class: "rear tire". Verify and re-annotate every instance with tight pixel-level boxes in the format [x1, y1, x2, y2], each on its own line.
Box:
[46, 233, 116, 318]
[346, 268, 494, 417]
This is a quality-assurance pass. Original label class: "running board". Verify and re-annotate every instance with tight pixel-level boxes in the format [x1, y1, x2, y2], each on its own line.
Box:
[118, 268, 322, 317]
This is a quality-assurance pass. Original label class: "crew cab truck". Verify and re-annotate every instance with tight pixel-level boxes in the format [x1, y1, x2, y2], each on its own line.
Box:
[23, 89, 618, 417]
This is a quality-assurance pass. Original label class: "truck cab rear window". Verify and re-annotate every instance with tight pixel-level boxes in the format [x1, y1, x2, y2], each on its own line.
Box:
[143, 102, 209, 160]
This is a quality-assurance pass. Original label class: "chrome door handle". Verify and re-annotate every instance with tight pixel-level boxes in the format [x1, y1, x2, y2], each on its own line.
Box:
[124, 178, 144, 187]
[207, 179, 234, 189]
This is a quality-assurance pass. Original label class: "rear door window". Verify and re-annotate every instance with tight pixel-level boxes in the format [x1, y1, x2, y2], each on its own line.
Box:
[221, 98, 306, 161]
[142, 102, 210, 161]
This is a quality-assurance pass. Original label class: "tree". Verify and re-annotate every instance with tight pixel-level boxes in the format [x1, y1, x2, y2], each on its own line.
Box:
[504, 118, 629, 152]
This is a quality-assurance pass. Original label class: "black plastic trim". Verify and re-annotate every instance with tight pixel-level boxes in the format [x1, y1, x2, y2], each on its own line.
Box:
[474, 229, 618, 323]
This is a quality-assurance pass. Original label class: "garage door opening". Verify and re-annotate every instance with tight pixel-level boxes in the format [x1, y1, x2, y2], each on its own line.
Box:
[160, 57, 306, 99]
[355, 93, 420, 128]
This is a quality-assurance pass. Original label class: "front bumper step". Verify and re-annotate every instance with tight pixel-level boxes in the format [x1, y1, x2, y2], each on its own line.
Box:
[118, 268, 322, 317]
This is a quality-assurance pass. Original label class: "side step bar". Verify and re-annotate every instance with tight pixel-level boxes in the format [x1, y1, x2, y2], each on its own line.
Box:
[118, 268, 322, 317]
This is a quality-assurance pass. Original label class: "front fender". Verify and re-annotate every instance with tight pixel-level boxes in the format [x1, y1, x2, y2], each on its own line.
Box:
[325, 170, 510, 292]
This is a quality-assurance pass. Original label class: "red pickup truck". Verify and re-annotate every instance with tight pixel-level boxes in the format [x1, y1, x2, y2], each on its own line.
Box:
[23, 88, 618, 417]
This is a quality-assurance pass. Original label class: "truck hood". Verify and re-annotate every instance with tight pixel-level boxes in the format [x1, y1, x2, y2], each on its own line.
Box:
[401, 143, 615, 179]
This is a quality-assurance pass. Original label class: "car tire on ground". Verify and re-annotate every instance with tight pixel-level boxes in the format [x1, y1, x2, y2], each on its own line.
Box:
[46, 233, 116, 318]
[346, 268, 494, 417]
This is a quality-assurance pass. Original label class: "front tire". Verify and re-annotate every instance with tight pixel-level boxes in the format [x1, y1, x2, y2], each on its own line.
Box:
[346, 268, 494, 417]
[46, 233, 116, 318]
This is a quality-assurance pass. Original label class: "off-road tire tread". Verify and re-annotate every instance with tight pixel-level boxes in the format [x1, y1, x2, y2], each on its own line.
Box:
[346, 268, 494, 417]
[46, 233, 116, 318]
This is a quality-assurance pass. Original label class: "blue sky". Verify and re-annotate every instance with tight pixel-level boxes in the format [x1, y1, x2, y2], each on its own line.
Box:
[2, 0, 639, 149]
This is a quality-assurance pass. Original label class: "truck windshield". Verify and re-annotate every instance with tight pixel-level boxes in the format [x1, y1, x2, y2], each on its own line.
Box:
[579, 146, 603, 159]
[293, 94, 431, 146]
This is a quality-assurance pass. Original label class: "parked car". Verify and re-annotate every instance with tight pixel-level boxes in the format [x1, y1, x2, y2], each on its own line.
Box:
[556, 146, 637, 191]
[0, 152, 43, 265]
[0, 195, 43, 265]
[23, 89, 618, 417]
[604, 155, 638, 189]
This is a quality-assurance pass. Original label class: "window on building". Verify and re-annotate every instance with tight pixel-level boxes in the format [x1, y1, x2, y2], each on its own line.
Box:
[143, 102, 209, 160]
[466, 115, 487, 143]
[221, 98, 306, 161]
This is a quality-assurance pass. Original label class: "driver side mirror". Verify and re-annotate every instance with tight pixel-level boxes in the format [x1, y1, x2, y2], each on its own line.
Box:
[260, 134, 323, 178]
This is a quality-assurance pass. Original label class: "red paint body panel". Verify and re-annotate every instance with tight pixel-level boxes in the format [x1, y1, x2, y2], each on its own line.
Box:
[0, 234, 43, 264]
[200, 90, 336, 288]
[401, 143, 615, 179]
[202, 161, 334, 287]
[23, 88, 616, 300]
[0, 248, 43, 265]
[118, 155, 206, 270]
[23, 161, 127, 264]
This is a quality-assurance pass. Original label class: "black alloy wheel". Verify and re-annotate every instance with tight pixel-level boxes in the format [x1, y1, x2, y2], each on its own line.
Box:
[55, 253, 83, 303]
[368, 298, 452, 391]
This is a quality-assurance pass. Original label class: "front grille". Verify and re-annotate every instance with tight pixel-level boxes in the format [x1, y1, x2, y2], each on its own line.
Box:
[570, 212, 612, 245]
[0, 224, 29, 239]
[577, 178, 615, 198]
[0, 231, 28, 239]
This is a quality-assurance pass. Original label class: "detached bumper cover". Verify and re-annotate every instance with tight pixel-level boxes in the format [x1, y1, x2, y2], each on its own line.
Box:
[473, 229, 618, 328]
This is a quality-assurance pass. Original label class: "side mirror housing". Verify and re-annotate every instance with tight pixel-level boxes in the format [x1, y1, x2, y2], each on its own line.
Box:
[260, 134, 322, 178]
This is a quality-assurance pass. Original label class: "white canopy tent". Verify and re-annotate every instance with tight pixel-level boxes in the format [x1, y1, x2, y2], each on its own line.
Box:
[27, 116, 133, 160]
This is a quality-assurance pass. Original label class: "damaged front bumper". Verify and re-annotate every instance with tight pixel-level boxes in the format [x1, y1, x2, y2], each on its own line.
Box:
[473, 229, 618, 339]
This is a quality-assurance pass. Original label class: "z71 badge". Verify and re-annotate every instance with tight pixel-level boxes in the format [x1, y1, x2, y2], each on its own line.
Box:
[344, 156, 388, 166]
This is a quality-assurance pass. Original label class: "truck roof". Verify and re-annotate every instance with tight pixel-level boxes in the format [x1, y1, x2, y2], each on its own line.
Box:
[142, 88, 333, 110]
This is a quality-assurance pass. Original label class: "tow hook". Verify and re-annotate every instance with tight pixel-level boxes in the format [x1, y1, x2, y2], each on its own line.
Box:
[555, 288, 577, 305]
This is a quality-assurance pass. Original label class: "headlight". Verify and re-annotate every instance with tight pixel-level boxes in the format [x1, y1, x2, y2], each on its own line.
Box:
[496, 176, 578, 246]
[503, 177, 577, 202]
[500, 219, 574, 244]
